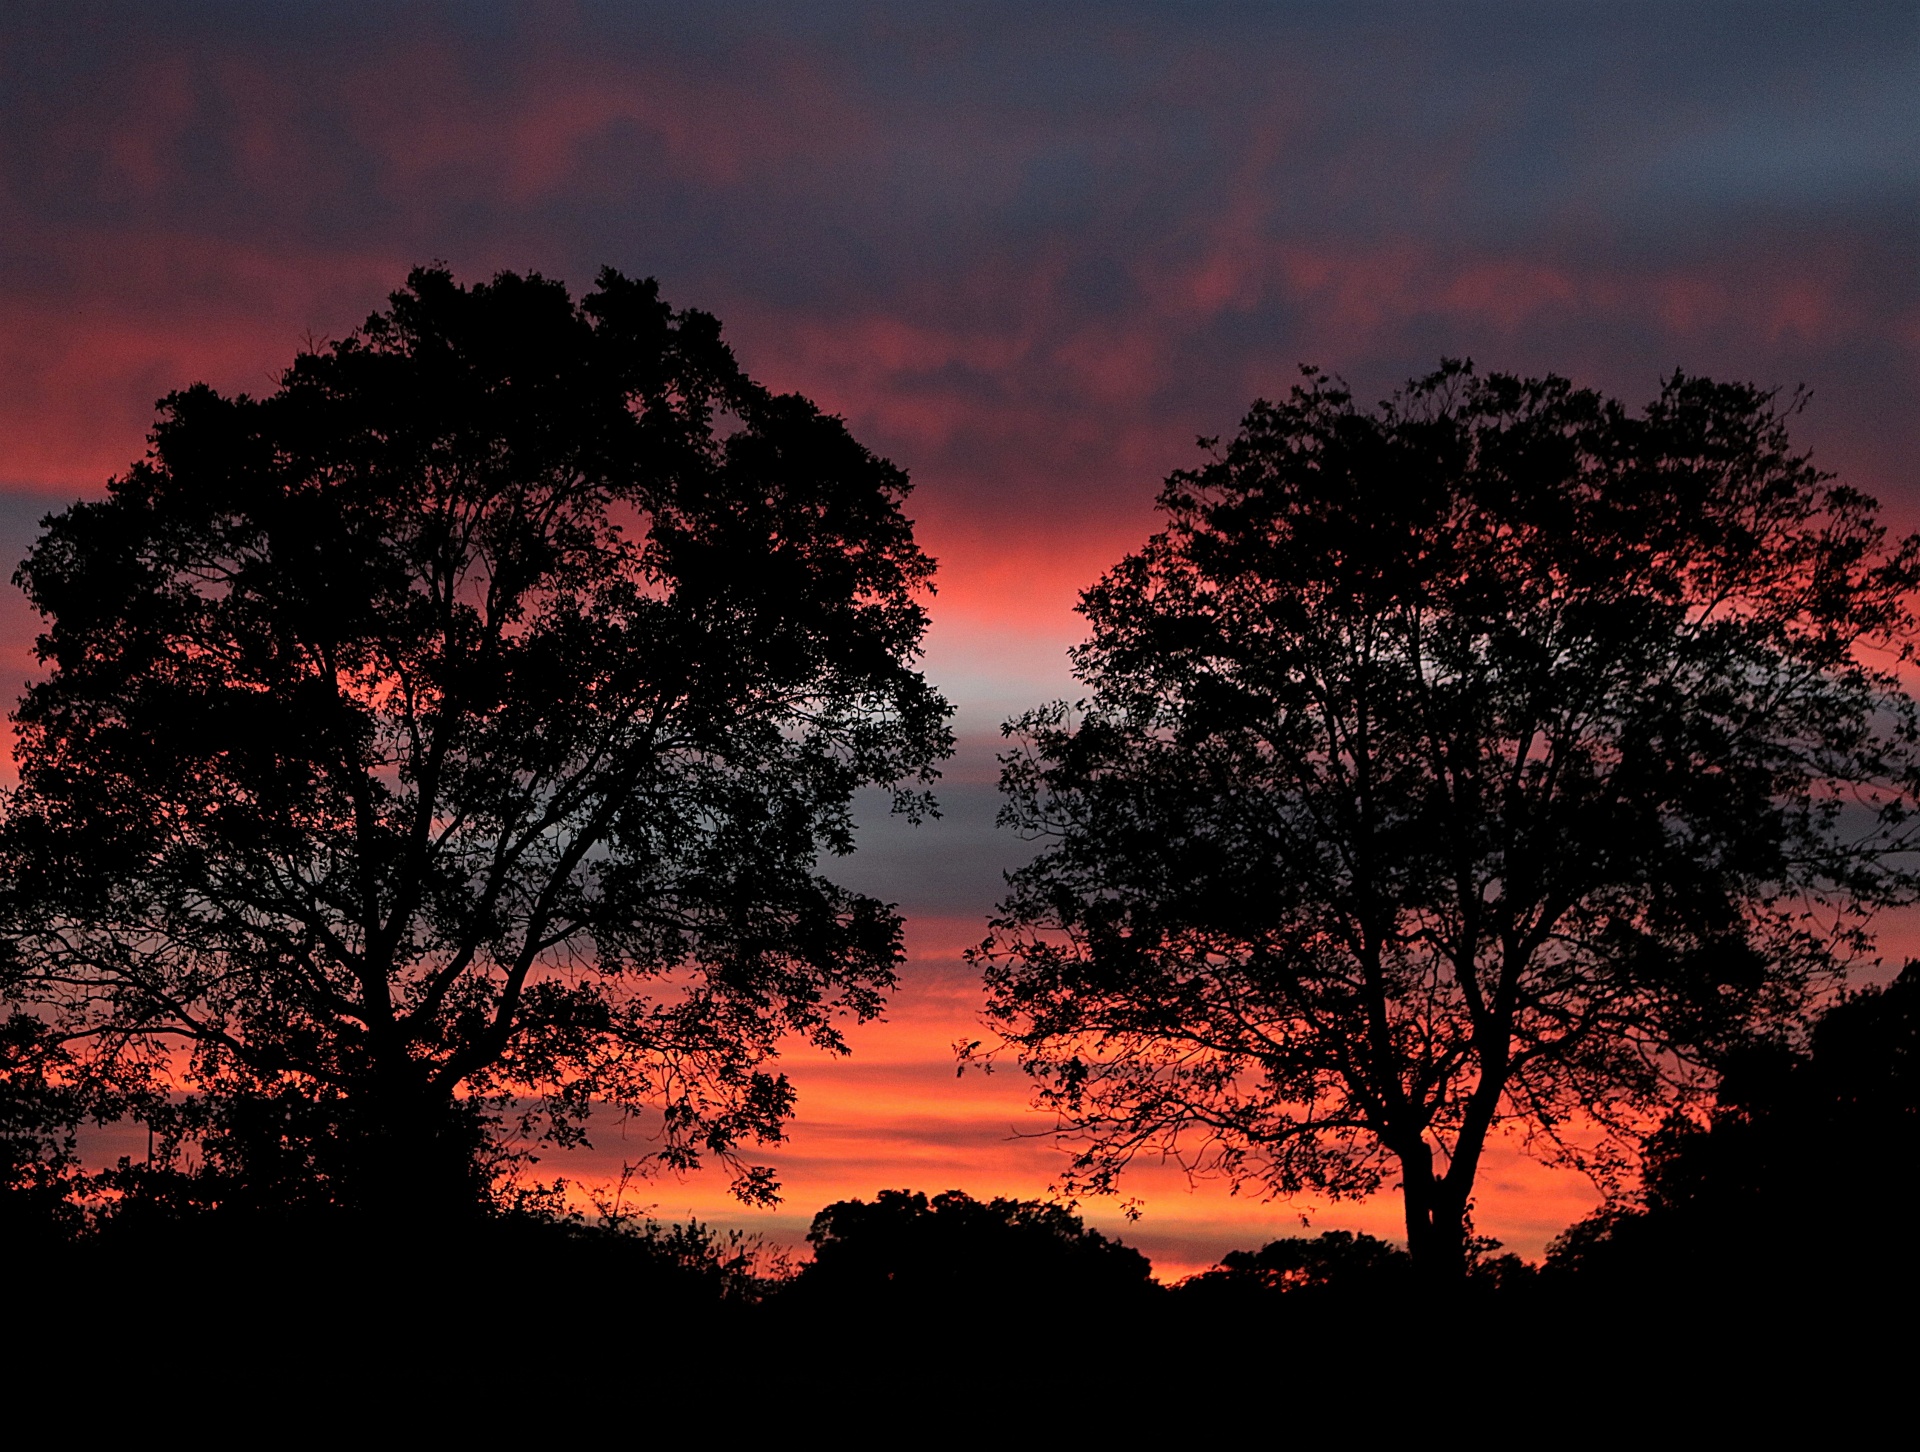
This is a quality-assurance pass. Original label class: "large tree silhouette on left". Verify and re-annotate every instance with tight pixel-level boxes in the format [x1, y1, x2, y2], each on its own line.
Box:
[0, 265, 951, 1215]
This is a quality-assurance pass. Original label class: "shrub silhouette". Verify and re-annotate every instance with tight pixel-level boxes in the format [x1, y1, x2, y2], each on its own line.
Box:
[793, 1188, 1155, 1304]
[0, 1014, 87, 1243]
[1547, 963, 1920, 1294]
[1176, 1230, 1413, 1302]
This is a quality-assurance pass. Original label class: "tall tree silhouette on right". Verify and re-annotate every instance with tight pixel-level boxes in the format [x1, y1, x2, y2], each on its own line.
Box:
[973, 363, 1920, 1280]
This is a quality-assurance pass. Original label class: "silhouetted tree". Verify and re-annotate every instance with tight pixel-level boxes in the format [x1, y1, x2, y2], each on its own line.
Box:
[0, 1014, 87, 1242]
[973, 363, 1920, 1279]
[1176, 1229, 1413, 1302]
[794, 1188, 1154, 1304]
[1175, 1227, 1534, 1313]
[0, 265, 951, 1217]
[1546, 962, 1920, 1292]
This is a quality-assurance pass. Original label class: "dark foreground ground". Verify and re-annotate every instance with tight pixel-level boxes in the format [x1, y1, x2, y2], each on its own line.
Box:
[10, 1212, 1911, 1436]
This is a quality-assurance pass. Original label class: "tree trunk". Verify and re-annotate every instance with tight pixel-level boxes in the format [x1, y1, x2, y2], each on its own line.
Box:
[1398, 1140, 1470, 1283]
[359, 1066, 489, 1222]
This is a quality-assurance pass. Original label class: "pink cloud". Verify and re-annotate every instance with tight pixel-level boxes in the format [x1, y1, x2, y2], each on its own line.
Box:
[0, 236, 407, 489]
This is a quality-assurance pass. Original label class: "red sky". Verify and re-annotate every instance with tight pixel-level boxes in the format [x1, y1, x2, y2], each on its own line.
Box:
[6, 2, 1918, 1274]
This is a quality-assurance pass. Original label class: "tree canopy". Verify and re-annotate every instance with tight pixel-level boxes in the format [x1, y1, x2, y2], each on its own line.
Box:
[973, 362, 1920, 1276]
[1173, 1229, 1414, 1301]
[0, 265, 951, 1212]
[1546, 962, 1920, 1292]
[794, 1188, 1154, 1304]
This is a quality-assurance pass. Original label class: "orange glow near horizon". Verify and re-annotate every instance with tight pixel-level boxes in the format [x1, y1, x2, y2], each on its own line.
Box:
[532, 918, 1608, 1279]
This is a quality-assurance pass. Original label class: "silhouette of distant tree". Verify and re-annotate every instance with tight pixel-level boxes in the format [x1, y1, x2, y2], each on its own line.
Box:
[1175, 1227, 1534, 1311]
[973, 363, 1920, 1279]
[0, 266, 951, 1216]
[1176, 1229, 1413, 1301]
[1547, 962, 1920, 1292]
[794, 1188, 1155, 1304]
[0, 1014, 88, 1241]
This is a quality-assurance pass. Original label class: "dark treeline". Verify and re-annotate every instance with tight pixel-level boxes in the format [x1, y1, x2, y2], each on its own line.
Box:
[3, 266, 1918, 1407]
[7, 961, 1916, 1319]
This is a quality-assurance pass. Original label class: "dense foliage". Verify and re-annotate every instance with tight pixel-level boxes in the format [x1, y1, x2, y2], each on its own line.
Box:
[792, 1188, 1155, 1305]
[1547, 963, 1920, 1290]
[0, 1014, 89, 1243]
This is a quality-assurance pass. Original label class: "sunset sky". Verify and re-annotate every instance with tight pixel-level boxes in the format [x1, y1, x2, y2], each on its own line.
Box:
[4, 2, 1917, 1273]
